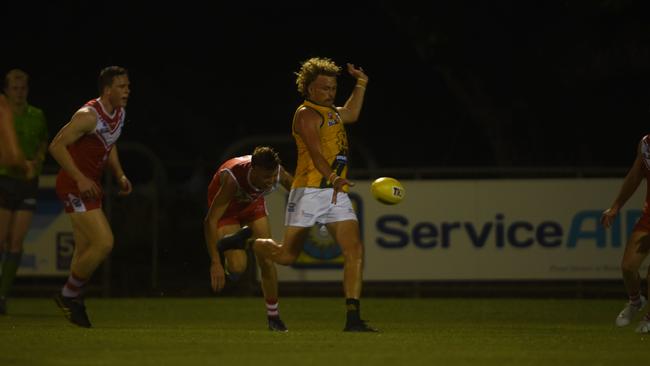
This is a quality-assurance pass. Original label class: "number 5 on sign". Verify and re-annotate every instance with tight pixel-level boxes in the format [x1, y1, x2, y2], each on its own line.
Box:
[57, 232, 75, 271]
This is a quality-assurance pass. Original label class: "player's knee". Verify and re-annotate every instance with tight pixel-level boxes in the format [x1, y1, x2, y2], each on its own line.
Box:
[96, 237, 114, 255]
[253, 238, 273, 252]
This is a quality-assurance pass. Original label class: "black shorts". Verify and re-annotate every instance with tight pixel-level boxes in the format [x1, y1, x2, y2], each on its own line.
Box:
[0, 175, 39, 211]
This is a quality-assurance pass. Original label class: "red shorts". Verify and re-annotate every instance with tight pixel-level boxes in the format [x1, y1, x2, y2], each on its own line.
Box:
[56, 172, 103, 213]
[56, 191, 102, 213]
[217, 198, 267, 228]
[634, 214, 650, 233]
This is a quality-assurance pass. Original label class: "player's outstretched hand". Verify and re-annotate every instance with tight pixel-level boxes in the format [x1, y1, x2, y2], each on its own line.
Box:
[347, 63, 368, 82]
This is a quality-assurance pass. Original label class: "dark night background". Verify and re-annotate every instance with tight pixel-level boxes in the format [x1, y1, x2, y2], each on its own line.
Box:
[5, 0, 650, 295]
[5, 0, 650, 171]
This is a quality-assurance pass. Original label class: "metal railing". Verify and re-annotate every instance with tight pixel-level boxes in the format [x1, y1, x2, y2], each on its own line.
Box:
[102, 141, 167, 296]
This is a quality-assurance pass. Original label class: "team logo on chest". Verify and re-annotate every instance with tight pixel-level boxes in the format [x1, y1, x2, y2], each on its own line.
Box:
[327, 112, 338, 126]
[85, 101, 124, 149]
[95, 117, 123, 148]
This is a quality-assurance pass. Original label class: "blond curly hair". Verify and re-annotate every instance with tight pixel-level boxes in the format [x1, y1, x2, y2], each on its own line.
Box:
[295, 57, 341, 97]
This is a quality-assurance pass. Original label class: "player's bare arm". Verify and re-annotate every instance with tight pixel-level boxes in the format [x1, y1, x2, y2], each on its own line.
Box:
[107, 147, 132, 196]
[27, 140, 49, 180]
[278, 166, 294, 191]
[49, 108, 101, 198]
[0, 95, 27, 170]
[601, 142, 645, 229]
[21, 141, 47, 181]
[337, 63, 368, 123]
[295, 108, 353, 204]
[203, 173, 238, 292]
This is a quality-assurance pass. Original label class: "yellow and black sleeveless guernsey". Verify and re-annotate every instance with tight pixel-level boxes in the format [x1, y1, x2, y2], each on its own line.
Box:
[292, 100, 349, 192]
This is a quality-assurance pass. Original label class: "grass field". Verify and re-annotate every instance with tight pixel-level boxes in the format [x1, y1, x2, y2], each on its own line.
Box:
[0, 297, 647, 366]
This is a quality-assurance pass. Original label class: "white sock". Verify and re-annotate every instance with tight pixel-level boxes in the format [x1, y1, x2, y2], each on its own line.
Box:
[266, 299, 279, 317]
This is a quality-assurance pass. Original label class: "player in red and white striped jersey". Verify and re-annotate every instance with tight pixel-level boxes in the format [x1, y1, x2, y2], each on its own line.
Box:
[602, 134, 650, 333]
[204, 146, 293, 331]
[49, 66, 132, 328]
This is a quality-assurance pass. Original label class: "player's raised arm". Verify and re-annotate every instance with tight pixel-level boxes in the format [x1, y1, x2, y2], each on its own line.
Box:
[336, 63, 368, 123]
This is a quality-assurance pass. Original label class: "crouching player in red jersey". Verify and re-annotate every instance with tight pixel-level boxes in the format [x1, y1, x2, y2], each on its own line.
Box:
[204, 146, 293, 331]
[49, 66, 132, 328]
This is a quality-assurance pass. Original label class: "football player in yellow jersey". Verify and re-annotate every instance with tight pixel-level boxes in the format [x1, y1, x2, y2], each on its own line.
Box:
[250, 57, 376, 331]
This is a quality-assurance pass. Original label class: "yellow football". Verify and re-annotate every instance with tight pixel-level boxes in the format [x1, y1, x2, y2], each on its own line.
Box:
[371, 177, 405, 205]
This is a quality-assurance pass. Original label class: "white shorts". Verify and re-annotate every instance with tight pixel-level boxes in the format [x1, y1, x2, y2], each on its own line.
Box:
[285, 187, 358, 227]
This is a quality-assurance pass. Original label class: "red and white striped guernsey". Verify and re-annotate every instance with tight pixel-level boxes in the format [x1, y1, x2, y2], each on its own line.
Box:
[56, 98, 125, 192]
[207, 155, 280, 215]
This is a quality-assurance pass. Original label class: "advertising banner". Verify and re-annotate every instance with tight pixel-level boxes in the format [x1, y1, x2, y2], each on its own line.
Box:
[266, 178, 648, 281]
[21, 177, 648, 280]
[17, 175, 73, 276]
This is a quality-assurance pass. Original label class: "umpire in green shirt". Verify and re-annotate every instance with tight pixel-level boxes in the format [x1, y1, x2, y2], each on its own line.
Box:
[0, 69, 48, 314]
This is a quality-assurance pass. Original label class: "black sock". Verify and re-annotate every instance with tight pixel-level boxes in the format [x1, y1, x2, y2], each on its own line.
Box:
[346, 298, 361, 323]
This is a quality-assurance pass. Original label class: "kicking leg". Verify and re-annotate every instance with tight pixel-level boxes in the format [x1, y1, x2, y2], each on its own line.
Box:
[252, 226, 308, 266]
